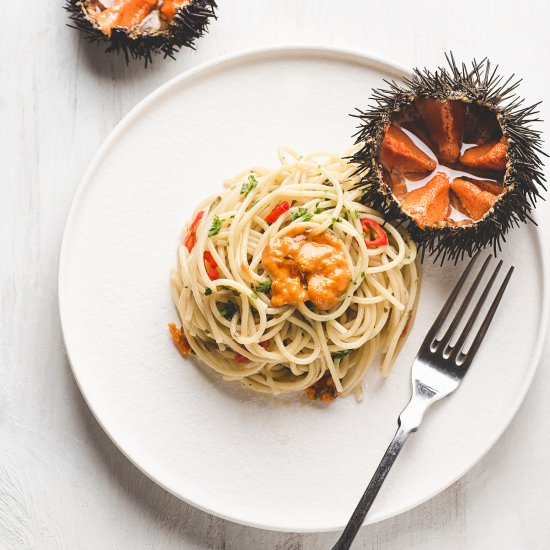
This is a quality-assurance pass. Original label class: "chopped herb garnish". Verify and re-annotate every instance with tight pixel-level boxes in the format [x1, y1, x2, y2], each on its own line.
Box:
[331, 349, 355, 360]
[251, 292, 259, 299]
[292, 207, 308, 220]
[255, 279, 272, 293]
[302, 213, 313, 222]
[360, 271, 365, 278]
[204, 287, 213, 296]
[240, 175, 259, 196]
[353, 209, 360, 219]
[315, 203, 322, 214]
[329, 216, 342, 230]
[219, 302, 237, 319]
[208, 215, 221, 237]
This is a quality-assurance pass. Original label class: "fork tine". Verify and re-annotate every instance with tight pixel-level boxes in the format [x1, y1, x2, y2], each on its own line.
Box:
[422, 251, 481, 348]
[455, 265, 514, 368]
[436, 255, 493, 352]
[447, 260, 503, 361]
[443, 260, 502, 360]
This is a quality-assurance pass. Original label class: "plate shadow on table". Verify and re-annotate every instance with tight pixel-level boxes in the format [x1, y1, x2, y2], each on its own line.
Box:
[69, 23, 207, 86]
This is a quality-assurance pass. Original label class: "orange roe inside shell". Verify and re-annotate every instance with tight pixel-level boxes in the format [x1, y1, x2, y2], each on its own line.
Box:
[380, 99, 508, 227]
[401, 173, 451, 228]
[89, 0, 191, 35]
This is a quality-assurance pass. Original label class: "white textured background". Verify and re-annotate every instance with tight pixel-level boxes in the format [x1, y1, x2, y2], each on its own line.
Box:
[1, 1, 549, 548]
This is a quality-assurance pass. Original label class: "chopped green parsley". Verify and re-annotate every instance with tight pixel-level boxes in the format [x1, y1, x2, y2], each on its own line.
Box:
[208, 215, 221, 237]
[331, 349, 355, 360]
[240, 175, 259, 196]
[255, 279, 272, 293]
[219, 302, 237, 319]
[292, 207, 308, 220]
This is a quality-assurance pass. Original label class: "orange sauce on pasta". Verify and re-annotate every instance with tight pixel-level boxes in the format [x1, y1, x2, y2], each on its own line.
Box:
[262, 228, 351, 311]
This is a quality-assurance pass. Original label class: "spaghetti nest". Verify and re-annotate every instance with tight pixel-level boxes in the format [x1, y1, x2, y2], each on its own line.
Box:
[171, 148, 419, 401]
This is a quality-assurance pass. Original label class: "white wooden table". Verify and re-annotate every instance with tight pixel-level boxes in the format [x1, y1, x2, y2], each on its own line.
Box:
[2, 1, 549, 548]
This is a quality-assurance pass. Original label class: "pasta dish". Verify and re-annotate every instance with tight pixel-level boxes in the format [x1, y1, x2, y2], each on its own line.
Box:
[170, 148, 419, 402]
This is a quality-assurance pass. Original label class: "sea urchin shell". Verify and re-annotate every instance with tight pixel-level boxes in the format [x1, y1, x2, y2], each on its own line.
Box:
[352, 54, 546, 263]
[65, 0, 217, 65]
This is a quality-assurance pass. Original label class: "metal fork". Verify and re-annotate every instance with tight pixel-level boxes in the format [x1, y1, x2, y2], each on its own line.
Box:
[332, 253, 514, 550]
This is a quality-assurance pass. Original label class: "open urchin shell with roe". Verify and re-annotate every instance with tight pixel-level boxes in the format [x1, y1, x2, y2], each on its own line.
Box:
[65, 0, 217, 65]
[352, 54, 547, 263]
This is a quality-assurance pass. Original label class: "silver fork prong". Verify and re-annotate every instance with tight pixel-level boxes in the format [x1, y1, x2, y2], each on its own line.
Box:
[422, 251, 481, 348]
[447, 260, 503, 361]
[456, 265, 514, 368]
[436, 255, 493, 353]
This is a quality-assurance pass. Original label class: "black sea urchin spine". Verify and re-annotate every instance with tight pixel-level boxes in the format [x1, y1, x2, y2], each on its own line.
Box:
[65, 0, 217, 65]
[351, 54, 547, 263]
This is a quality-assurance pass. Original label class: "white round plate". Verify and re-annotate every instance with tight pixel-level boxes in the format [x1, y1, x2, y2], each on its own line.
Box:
[59, 47, 548, 532]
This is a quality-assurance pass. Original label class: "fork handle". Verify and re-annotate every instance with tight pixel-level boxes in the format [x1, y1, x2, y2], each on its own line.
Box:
[331, 394, 431, 550]
[330, 426, 411, 550]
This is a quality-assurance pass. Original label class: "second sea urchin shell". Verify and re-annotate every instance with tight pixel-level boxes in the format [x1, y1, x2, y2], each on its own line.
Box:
[65, 0, 217, 65]
[352, 54, 546, 262]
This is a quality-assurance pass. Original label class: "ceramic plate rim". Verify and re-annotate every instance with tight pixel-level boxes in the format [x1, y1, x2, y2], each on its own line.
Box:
[58, 45, 550, 532]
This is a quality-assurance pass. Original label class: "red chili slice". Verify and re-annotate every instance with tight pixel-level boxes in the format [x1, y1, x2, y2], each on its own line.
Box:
[360, 218, 389, 248]
[184, 211, 204, 252]
[236, 341, 269, 362]
[203, 251, 219, 280]
[183, 232, 195, 252]
[264, 201, 290, 224]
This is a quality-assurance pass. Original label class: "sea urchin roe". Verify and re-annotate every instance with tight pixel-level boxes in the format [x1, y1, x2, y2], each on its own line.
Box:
[305, 373, 339, 403]
[379, 124, 436, 179]
[451, 178, 500, 220]
[401, 173, 451, 228]
[88, 0, 191, 35]
[460, 136, 508, 171]
[416, 98, 465, 163]
[380, 99, 508, 226]
[262, 227, 352, 311]
[160, 0, 189, 20]
[168, 323, 192, 356]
